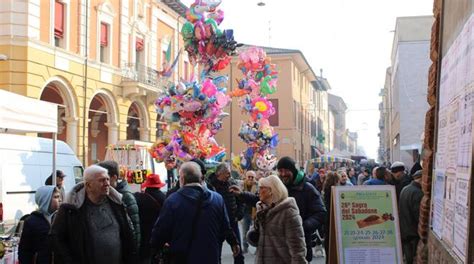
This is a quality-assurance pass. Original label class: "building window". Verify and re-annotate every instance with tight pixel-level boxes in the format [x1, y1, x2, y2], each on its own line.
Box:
[54, 1, 65, 48]
[269, 99, 279, 126]
[136, 37, 144, 66]
[100, 23, 109, 63]
[162, 50, 168, 70]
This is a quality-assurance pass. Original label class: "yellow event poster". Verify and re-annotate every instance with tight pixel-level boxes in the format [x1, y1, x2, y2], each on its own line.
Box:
[333, 186, 403, 264]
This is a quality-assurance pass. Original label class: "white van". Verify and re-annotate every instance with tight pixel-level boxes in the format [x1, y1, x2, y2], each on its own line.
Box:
[0, 134, 82, 224]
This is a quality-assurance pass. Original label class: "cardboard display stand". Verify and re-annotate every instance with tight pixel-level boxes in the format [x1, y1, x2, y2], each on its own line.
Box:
[328, 186, 403, 264]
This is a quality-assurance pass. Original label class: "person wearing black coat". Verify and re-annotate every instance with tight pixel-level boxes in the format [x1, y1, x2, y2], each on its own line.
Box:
[134, 174, 167, 263]
[19, 186, 61, 264]
[231, 157, 327, 262]
[50, 165, 136, 264]
[399, 170, 424, 264]
[389, 161, 413, 200]
[207, 163, 244, 264]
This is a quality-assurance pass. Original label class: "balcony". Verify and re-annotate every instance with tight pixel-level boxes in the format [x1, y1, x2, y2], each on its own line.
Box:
[121, 63, 165, 99]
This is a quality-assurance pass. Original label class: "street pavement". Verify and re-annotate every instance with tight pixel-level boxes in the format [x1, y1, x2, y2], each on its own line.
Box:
[221, 243, 326, 263]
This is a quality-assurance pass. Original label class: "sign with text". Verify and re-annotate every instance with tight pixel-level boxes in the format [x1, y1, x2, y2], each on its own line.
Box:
[329, 186, 402, 264]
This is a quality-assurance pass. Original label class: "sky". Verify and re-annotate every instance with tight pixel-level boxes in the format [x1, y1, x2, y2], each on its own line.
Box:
[182, 0, 434, 159]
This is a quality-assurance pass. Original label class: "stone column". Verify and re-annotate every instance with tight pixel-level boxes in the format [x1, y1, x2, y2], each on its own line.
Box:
[63, 117, 79, 154]
[105, 122, 120, 145]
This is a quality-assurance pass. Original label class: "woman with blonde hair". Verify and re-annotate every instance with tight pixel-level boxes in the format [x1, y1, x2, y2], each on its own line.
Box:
[247, 174, 307, 264]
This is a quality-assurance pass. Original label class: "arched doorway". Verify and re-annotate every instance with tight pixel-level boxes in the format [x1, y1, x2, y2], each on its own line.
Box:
[127, 103, 141, 140]
[39, 78, 78, 153]
[39, 84, 67, 141]
[126, 101, 150, 141]
[88, 92, 118, 165]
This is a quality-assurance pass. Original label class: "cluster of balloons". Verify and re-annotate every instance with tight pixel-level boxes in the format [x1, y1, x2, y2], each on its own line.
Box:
[151, 78, 230, 162]
[232, 47, 279, 171]
[181, 0, 242, 73]
[150, 1, 237, 164]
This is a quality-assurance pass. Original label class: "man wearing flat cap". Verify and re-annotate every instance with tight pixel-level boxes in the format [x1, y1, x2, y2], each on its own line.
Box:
[390, 161, 412, 200]
[399, 169, 423, 264]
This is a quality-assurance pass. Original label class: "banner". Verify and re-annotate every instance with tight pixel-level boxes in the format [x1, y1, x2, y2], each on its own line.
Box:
[329, 186, 403, 264]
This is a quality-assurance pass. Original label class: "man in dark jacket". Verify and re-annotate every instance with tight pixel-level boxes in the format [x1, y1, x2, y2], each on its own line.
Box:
[50, 165, 136, 264]
[98, 160, 141, 253]
[364, 167, 388, 185]
[390, 161, 412, 200]
[207, 163, 244, 264]
[151, 161, 239, 264]
[231, 156, 327, 262]
[399, 170, 424, 264]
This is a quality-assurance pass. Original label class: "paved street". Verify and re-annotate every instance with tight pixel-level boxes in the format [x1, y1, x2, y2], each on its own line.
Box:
[221, 244, 326, 263]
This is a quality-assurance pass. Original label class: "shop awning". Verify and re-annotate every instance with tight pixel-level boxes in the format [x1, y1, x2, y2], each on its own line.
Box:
[0, 90, 58, 133]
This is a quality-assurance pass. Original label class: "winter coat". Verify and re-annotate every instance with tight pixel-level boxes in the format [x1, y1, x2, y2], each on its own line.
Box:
[390, 173, 413, 201]
[399, 181, 423, 242]
[247, 198, 307, 264]
[364, 178, 387, 185]
[151, 185, 237, 264]
[239, 178, 327, 242]
[18, 212, 52, 264]
[19, 185, 57, 264]
[134, 187, 166, 260]
[207, 173, 244, 223]
[115, 180, 141, 252]
[50, 182, 136, 264]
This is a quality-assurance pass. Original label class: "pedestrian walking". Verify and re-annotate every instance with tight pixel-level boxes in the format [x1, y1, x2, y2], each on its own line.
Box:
[364, 167, 388, 185]
[240, 170, 258, 254]
[338, 170, 353, 186]
[357, 168, 369, 186]
[347, 167, 357, 185]
[399, 170, 423, 264]
[134, 173, 167, 264]
[18, 186, 61, 264]
[247, 175, 307, 264]
[389, 162, 412, 200]
[44, 170, 67, 203]
[98, 160, 141, 253]
[150, 161, 239, 264]
[207, 163, 245, 264]
[231, 156, 327, 262]
[50, 165, 136, 264]
[322, 171, 339, 261]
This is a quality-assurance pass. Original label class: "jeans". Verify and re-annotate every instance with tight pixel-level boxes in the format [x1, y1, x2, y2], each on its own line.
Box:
[240, 213, 253, 249]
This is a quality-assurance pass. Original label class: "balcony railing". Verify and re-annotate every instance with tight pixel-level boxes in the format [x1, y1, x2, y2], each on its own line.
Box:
[121, 63, 159, 87]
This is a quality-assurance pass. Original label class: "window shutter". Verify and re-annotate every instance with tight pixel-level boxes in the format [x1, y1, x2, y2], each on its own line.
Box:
[54, 2, 64, 38]
[136, 38, 144, 51]
[100, 23, 108, 47]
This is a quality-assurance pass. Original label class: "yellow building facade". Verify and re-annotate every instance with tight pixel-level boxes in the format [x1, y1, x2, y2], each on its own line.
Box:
[0, 0, 191, 165]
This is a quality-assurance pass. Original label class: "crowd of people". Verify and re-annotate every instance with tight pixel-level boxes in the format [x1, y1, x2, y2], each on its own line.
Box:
[16, 156, 423, 264]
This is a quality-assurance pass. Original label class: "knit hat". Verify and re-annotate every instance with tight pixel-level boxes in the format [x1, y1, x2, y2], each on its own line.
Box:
[412, 170, 423, 179]
[276, 157, 298, 179]
[390, 161, 405, 173]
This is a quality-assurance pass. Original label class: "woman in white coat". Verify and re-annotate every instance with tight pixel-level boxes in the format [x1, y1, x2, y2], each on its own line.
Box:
[247, 174, 307, 264]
